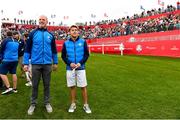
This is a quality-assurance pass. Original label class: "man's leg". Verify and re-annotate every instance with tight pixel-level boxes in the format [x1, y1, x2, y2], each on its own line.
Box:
[42, 65, 53, 113]
[77, 70, 91, 113]
[0, 74, 13, 95]
[12, 74, 17, 89]
[31, 65, 42, 105]
[70, 86, 76, 104]
[27, 64, 42, 115]
[42, 65, 52, 105]
[0, 62, 10, 88]
[0, 74, 10, 88]
[66, 70, 76, 112]
[81, 87, 88, 104]
[68, 86, 76, 112]
[81, 87, 91, 113]
[77, 70, 88, 104]
[9, 61, 19, 92]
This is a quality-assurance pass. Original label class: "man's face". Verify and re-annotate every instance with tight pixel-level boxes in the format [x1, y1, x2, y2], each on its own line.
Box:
[13, 34, 19, 39]
[39, 16, 48, 28]
[70, 27, 79, 38]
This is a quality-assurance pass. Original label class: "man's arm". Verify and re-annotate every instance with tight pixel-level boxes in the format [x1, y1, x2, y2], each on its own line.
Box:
[0, 39, 8, 62]
[23, 31, 33, 65]
[51, 35, 58, 64]
[79, 41, 89, 65]
[61, 43, 71, 66]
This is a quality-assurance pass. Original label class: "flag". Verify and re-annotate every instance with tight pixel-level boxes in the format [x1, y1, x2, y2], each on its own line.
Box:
[91, 14, 96, 18]
[158, 0, 164, 6]
[51, 14, 56, 18]
[63, 16, 69, 20]
[104, 13, 108, 17]
[18, 10, 23, 15]
[1, 10, 3, 14]
[140, 5, 145, 11]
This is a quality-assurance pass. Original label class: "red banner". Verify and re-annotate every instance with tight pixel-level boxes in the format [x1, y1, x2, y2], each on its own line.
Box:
[89, 40, 180, 57]
[56, 30, 180, 57]
[55, 40, 64, 52]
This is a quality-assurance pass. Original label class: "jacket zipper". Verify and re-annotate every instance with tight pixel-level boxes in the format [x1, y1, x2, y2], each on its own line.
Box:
[42, 31, 44, 63]
[74, 41, 76, 64]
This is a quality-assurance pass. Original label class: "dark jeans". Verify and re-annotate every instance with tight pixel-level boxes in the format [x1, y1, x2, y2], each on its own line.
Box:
[31, 64, 52, 105]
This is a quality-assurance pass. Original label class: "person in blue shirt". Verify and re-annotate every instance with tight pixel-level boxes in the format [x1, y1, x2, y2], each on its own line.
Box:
[0, 31, 20, 95]
[13, 31, 25, 78]
[61, 25, 92, 114]
[23, 15, 58, 115]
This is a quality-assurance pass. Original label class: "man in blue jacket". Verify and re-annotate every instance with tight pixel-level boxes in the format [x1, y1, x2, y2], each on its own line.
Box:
[61, 25, 91, 114]
[23, 15, 58, 115]
[0, 31, 20, 95]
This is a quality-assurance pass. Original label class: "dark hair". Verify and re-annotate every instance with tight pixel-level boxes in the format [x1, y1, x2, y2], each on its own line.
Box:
[24, 32, 29, 38]
[13, 31, 19, 35]
[6, 31, 13, 37]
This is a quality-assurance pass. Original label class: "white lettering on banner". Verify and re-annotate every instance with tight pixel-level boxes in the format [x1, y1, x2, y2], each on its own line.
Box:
[136, 45, 142, 52]
[146, 46, 157, 50]
[114, 47, 119, 50]
[125, 48, 133, 50]
[56, 44, 62, 47]
[170, 46, 179, 51]
[97, 48, 101, 50]
[129, 37, 136, 42]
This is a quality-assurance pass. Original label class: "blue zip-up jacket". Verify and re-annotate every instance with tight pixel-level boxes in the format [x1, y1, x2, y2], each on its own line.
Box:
[23, 28, 58, 65]
[61, 37, 89, 70]
[0, 37, 20, 62]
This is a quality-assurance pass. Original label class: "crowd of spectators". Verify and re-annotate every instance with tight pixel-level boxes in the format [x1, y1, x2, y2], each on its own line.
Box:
[1, 5, 179, 41]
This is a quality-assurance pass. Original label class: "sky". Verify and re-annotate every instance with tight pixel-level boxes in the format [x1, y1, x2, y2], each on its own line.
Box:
[0, 0, 179, 26]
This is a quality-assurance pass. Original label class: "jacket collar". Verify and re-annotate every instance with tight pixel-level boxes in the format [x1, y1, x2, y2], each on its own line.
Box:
[69, 36, 79, 42]
[37, 27, 47, 31]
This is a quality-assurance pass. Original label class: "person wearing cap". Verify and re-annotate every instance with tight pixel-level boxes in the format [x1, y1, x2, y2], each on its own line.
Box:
[23, 15, 58, 115]
[13, 31, 25, 78]
[61, 25, 92, 114]
[0, 31, 21, 95]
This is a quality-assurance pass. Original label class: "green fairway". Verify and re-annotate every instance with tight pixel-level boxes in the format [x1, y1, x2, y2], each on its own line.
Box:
[0, 54, 180, 119]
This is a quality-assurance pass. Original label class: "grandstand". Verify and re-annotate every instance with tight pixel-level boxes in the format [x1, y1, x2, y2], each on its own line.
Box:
[1, 6, 179, 57]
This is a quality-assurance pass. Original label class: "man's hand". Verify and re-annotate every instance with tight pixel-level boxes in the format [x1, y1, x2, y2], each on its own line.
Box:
[52, 64, 58, 71]
[23, 65, 28, 72]
[76, 63, 81, 68]
[70, 63, 76, 69]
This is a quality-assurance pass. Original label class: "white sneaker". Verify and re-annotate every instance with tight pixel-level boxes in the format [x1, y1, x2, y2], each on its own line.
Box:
[45, 103, 53, 113]
[13, 89, 18, 93]
[83, 104, 92, 114]
[25, 81, 32, 86]
[1, 88, 13, 95]
[27, 105, 36, 115]
[68, 103, 76, 113]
